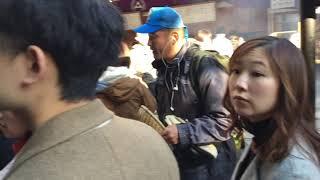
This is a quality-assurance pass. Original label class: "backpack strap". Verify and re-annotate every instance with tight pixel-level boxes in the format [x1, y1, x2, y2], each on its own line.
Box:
[190, 55, 202, 100]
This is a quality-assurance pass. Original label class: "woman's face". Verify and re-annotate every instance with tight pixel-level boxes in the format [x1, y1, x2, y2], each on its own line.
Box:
[228, 48, 280, 122]
[230, 35, 240, 50]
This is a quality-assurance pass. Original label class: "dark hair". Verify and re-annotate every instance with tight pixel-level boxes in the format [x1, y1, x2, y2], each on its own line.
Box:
[0, 0, 124, 101]
[224, 36, 320, 164]
[196, 29, 212, 42]
[119, 57, 131, 68]
[123, 30, 137, 49]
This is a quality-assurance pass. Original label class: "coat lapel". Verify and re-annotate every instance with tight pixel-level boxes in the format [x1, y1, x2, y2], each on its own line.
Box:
[231, 142, 259, 180]
[231, 143, 251, 180]
[240, 156, 259, 180]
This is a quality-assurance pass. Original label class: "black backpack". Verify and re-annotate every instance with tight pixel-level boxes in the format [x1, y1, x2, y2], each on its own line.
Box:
[188, 50, 245, 151]
[189, 49, 229, 99]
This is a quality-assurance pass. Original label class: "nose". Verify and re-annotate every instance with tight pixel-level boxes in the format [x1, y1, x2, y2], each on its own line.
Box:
[148, 36, 152, 47]
[234, 74, 249, 91]
[147, 38, 150, 46]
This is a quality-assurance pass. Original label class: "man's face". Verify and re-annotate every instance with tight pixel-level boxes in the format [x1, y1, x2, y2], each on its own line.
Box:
[148, 30, 172, 60]
[0, 52, 24, 111]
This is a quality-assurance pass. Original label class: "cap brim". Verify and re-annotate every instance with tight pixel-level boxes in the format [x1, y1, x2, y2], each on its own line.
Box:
[133, 24, 163, 33]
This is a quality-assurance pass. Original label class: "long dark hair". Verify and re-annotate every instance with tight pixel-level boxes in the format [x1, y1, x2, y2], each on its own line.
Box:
[224, 36, 320, 164]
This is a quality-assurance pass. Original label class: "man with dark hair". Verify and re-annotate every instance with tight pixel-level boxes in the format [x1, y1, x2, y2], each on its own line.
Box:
[134, 7, 236, 180]
[0, 1, 179, 179]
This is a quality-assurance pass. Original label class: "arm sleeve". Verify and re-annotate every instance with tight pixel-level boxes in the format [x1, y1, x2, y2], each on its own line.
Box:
[141, 85, 157, 113]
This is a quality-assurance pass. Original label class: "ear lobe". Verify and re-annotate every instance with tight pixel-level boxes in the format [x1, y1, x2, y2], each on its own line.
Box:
[21, 45, 48, 86]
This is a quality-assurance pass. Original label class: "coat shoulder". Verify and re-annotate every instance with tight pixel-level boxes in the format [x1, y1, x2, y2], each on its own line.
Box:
[272, 154, 320, 179]
[7, 117, 179, 180]
[263, 145, 320, 180]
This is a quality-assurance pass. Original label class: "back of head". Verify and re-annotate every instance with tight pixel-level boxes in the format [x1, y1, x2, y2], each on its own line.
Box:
[196, 29, 212, 42]
[0, 0, 124, 101]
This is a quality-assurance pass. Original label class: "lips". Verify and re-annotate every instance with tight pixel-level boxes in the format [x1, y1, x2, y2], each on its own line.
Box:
[233, 95, 249, 103]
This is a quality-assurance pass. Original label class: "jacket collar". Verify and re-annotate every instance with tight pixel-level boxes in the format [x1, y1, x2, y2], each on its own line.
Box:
[232, 142, 258, 180]
[7, 100, 113, 175]
[96, 66, 135, 92]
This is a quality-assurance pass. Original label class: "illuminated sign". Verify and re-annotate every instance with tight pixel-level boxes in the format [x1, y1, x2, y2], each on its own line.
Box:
[175, 2, 216, 24]
[114, 0, 210, 12]
[130, 0, 146, 11]
[271, 0, 295, 9]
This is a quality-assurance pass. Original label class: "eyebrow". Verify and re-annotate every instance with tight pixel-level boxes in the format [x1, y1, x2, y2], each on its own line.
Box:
[233, 60, 267, 67]
[251, 61, 267, 67]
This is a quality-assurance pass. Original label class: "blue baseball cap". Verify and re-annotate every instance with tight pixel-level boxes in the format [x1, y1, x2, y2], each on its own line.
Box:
[134, 7, 185, 33]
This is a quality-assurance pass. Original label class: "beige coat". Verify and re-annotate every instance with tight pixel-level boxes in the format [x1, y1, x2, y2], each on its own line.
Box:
[5, 100, 179, 180]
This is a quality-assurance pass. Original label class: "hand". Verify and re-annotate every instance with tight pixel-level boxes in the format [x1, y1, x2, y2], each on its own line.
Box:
[161, 125, 179, 144]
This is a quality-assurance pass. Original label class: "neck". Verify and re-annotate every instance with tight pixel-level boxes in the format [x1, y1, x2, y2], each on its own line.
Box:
[165, 42, 184, 63]
[243, 118, 277, 147]
[25, 97, 90, 130]
[248, 113, 272, 123]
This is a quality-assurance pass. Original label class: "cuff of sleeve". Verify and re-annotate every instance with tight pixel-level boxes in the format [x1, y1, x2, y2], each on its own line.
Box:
[177, 123, 191, 149]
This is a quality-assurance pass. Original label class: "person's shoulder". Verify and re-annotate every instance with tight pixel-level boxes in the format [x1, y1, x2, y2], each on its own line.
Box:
[100, 116, 180, 180]
[271, 147, 320, 179]
[108, 115, 158, 133]
[272, 158, 320, 180]
[195, 55, 228, 78]
[8, 117, 179, 180]
[105, 116, 169, 148]
[105, 116, 174, 152]
[187, 45, 228, 72]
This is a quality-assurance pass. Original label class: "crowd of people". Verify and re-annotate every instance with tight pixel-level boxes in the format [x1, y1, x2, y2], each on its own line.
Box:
[0, 1, 319, 180]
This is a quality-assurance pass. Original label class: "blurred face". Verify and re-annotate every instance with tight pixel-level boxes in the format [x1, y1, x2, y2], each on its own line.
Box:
[0, 111, 28, 139]
[230, 35, 240, 50]
[197, 33, 211, 43]
[0, 52, 25, 111]
[148, 30, 172, 60]
[228, 48, 280, 122]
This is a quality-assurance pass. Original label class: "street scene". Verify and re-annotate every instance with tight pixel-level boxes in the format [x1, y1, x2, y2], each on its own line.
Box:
[0, 0, 319, 180]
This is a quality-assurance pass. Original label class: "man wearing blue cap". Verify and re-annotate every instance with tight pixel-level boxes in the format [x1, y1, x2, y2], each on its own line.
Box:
[134, 7, 236, 180]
